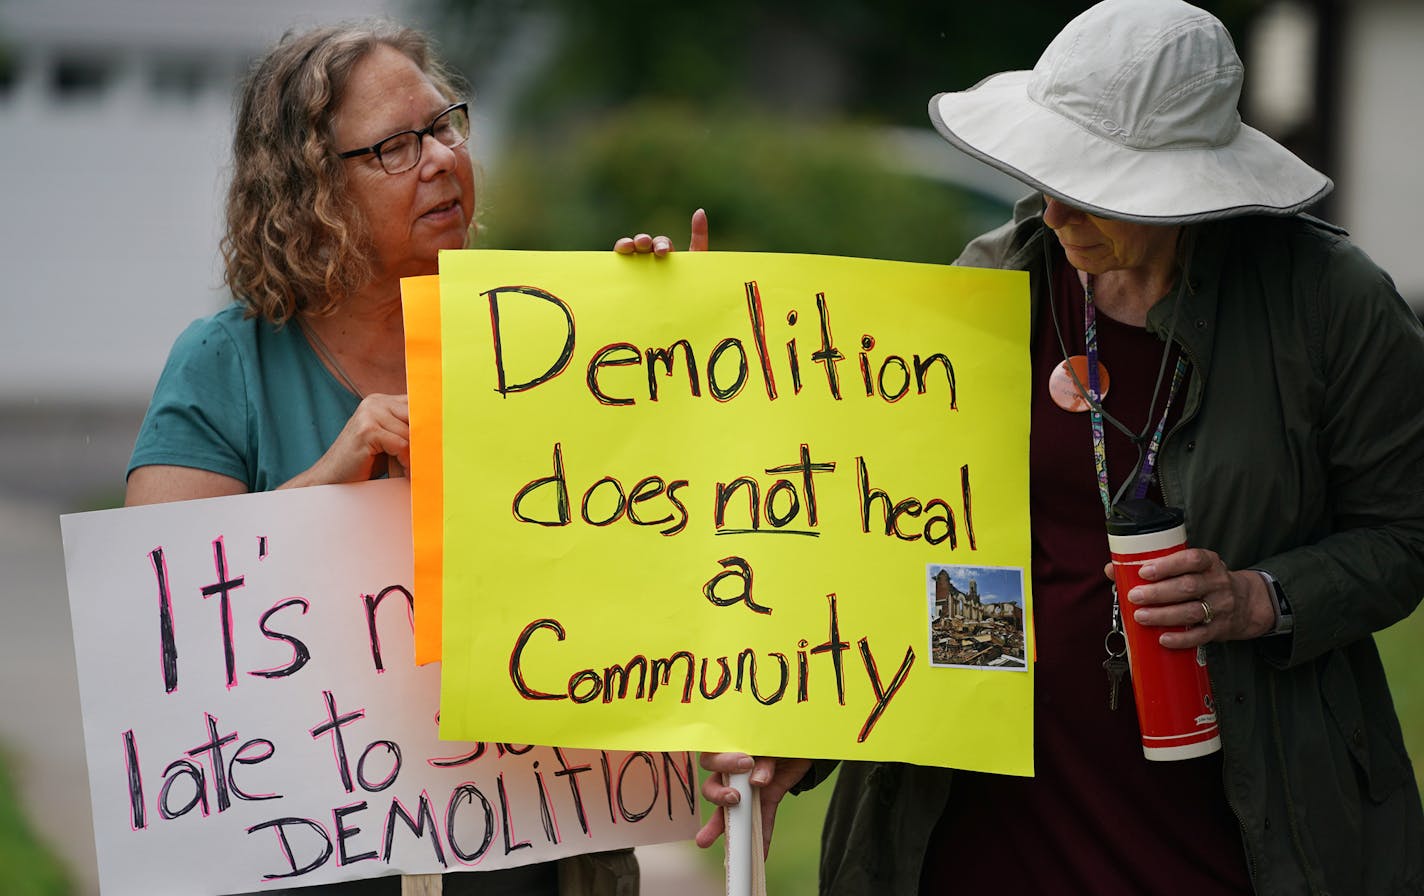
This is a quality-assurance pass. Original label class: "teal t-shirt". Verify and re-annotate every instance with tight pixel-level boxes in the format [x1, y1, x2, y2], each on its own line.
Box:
[129, 304, 361, 491]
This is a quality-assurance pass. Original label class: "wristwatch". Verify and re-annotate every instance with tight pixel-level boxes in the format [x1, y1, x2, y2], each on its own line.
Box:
[1255, 570, 1295, 636]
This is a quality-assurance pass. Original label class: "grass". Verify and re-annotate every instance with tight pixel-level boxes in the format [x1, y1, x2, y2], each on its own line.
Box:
[0, 749, 72, 896]
[1378, 608, 1424, 767]
[761, 770, 837, 895]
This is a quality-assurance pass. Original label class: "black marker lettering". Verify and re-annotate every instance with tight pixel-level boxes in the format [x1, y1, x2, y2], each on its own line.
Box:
[383, 792, 446, 867]
[200, 538, 245, 689]
[857, 639, 915, 743]
[364, 585, 414, 674]
[247, 817, 333, 879]
[811, 292, 843, 399]
[446, 783, 495, 863]
[150, 548, 179, 693]
[486, 285, 575, 396]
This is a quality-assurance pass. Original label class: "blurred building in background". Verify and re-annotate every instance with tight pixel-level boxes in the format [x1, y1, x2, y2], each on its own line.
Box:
[0, 0, 416, 506]
[1244, 0, 1424, 311]
[1332, 1, 1424, 306]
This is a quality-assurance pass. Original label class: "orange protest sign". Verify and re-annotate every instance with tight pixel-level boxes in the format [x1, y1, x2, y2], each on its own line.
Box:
[401, 274, 443, 664]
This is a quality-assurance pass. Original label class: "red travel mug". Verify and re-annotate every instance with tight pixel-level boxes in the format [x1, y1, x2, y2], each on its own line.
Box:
[1106, 499, 1221, 761]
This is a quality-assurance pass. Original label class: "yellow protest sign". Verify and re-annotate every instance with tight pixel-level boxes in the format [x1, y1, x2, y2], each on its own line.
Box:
[435, 250, 1033, 774]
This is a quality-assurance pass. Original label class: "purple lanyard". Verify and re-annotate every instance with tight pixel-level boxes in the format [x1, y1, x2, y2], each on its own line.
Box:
[1083, 275, 1188, 516]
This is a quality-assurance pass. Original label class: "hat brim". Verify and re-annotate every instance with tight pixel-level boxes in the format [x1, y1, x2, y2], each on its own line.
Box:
[929, 71, 1332, 224]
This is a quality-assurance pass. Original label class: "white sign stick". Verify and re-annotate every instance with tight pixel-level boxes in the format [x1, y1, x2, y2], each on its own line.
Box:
[724, 771, 765, 896]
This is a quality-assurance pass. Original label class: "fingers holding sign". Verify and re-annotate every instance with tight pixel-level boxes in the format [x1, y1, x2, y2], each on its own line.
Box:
[697, 752, 812, 858]
[688, 207, 709, 251]
[285, 393, 411, 488]
[614, 208, 710, 256]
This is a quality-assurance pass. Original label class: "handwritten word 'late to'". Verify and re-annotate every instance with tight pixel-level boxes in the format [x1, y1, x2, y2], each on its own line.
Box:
[485, 281, 958, 408]
[508, 593, 915, 743]
[121, 703, 693, 881]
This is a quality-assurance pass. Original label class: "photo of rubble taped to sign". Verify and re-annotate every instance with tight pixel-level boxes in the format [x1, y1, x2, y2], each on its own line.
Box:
[926, 565, 1027, 670]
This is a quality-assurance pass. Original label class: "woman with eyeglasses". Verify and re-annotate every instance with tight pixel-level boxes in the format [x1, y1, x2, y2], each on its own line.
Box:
[124, 20, 634, 896]
[126, 23, 468, 502]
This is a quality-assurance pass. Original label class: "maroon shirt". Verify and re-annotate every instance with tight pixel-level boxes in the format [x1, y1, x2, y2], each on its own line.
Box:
[919, 259, 1252, 894]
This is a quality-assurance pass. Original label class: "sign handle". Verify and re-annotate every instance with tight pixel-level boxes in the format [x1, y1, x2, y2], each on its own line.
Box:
[724, 771, 766, 896]
[401, 874, 442, 895]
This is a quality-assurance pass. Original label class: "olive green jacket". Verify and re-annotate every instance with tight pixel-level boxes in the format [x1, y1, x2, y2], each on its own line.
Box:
[811, 198, 1424, 895]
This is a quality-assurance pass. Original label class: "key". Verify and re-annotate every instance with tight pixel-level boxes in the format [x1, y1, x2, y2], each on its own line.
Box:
[1104, 654, 1129, 711]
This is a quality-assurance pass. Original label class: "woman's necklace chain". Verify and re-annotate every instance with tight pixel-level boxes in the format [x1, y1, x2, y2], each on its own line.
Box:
[300, 318, 365, 399]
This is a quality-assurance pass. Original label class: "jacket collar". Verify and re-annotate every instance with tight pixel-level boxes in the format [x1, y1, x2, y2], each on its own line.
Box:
[1145, 221, 1226, 378]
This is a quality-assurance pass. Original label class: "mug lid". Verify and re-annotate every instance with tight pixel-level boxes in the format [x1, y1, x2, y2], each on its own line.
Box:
[1106, 497, 1184, 536]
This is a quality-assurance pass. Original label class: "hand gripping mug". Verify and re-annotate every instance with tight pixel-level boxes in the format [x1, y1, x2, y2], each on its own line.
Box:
[1106, 498, 1221, 761]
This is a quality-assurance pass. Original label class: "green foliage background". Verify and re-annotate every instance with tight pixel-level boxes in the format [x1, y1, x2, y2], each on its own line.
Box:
[1380, 615, 1424, 777]
[435, 1, 1262, 132]
[0, 752, 71, 896]
[476, 102, 997, 261]
[440, 1, 1266, 257]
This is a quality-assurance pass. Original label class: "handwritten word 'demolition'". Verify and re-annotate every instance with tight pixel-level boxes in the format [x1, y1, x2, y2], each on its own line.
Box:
[485, 281, 958, 409]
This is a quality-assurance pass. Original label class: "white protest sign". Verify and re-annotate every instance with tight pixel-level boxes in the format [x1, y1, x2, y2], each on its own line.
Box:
[61, 479, 697, 895]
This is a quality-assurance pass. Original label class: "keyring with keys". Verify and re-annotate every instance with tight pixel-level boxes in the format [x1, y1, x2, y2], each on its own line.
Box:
[1103, 585, 1130, 711]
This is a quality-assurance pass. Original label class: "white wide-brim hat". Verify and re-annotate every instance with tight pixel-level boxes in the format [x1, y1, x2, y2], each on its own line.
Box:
[929, 0, 1332, 224]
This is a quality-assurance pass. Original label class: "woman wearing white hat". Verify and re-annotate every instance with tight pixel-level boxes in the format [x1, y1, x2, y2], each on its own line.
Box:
[695, 0, 1424, 892]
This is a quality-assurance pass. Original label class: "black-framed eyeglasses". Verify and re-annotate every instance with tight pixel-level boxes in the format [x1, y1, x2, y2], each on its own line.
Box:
[337, 102, 470, 175]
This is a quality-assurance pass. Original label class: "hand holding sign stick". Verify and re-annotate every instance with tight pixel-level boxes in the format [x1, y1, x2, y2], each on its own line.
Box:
[701, 754, 815, 894]
[725, 770, 760, 896]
